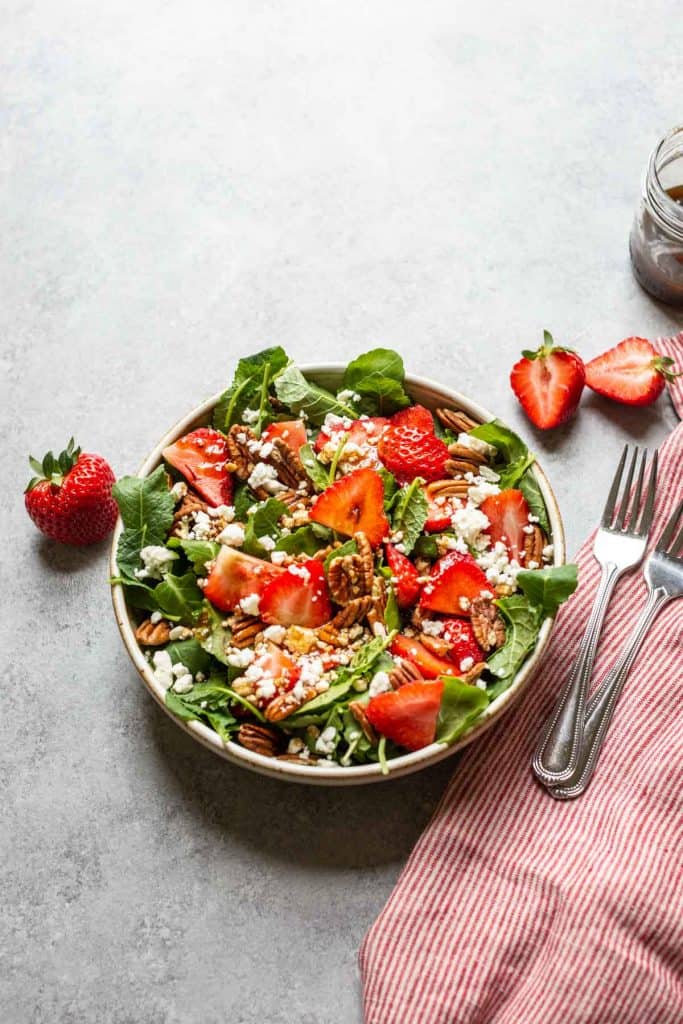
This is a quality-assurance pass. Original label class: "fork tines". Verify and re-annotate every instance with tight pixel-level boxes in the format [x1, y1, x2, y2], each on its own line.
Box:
[656, 498, 683, 555]
[601, 444, 658, 537]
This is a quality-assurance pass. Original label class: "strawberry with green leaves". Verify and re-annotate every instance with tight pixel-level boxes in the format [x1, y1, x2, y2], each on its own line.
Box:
[25, 438, 117, 545]
[585, 337, 680, 406]
[510, 331, 585, 429]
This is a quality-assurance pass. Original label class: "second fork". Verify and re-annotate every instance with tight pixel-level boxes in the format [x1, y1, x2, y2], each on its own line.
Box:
[532, 445, 658, 786]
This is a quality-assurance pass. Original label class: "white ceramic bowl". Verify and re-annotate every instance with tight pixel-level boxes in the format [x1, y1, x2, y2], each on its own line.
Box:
[110, 365, 565, 786]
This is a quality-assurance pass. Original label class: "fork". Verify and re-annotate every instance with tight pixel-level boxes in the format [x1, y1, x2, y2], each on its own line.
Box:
[551, 498, 683, 799]
[532, 446, 658, 786]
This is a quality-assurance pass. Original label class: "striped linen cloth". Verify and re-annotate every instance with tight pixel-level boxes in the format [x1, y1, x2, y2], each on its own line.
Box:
[360, 332, 683, 1024]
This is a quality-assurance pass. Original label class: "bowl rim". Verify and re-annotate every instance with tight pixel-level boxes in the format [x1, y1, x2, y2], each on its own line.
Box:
[110, 364, 565, 786]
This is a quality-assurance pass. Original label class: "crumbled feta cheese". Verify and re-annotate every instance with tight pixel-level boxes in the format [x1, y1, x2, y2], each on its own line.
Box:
[459, 656, 474, 672]
[256, 678, 276, 701]
[247, 462, 287, 494]
[151, 649, 173, 690]
[451, 504, 490, 546]
[542, 544, 554, 562]
[315, 726, 338, 755]
[421, 619, 445, 637]
[227, 647, 255, 668]
[522, 524, 535, 535]
[262, 624, 286, 643]
[171, 662, 187, 678]
[258, 441, 274, 459]
[190, 510, 213, 540]
[476, 678, 487, 690]
[270, 550, 287, 565]
[476, 540, 522, 587]
[322, 412, 353, 431]
[287, 737, 305, 755]
[527, 560, 540, 570]
[457, 432, 496, 457]
[287, 563, 311, 583]
[135, 545, 177, 581]
[218, 523, 245, 547]
[336, 388, 361, 403]
[371, 621, 387, 637]
[369, 671, 392, 697]
[258, 535, 276, 552]
[150, 611, 163, 624]
[170, 481, 188, 501]
[241, 407, 259, 424]
[239, 593, 261, 616]
[478, 465, 500, 483]
[173, 673, 194, 694]
[467, 478, 501, 506]
[208, 504, 235, 520]
[394, 542, 407, 554]
[168, 625, 192, 641]
[459, 596, 471, 612]
[528, 514, 540, 523]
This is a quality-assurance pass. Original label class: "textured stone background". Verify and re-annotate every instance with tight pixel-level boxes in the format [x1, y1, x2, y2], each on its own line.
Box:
[2, 1, 681, 1021]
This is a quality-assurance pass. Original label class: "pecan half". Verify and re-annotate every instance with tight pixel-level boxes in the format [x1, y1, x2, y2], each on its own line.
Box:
[470, 596, 506, 651]
[276, 753, 320, 765]
[169, 490, 208, 537]
[264, 685, 318, 722]
[445, 442, 488, 477]
[330, 595, 373, 629]
[435, 407, 479, 434]
[316, 624, 350, 648]
[135, 618, 171, 646]
[425, 478, 470, 500]
[389, 659, 425, 689]
[419, 633, 452, 658]
[226, 424, 258, 482]
[267, 438, 311, 491]
[523, 525, 546, 567]
[366, 575, 387, 632]
[349, 701, 378, 744]
[238, 723, 283, 757]
[461, 661, 487, 685]
[229, 611, 263, 648]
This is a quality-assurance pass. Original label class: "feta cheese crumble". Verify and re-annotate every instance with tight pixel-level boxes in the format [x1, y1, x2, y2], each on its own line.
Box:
[369, 671, 392, 697]
[218, 522, 245, 547]
[239, 593, 261, 616]
[135, 545, 177, 581]
[247, 462, 287, 494]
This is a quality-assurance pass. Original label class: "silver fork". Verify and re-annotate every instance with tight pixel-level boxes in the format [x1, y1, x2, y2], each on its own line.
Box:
[532, 446, 658, 786]
[551, 498, 683, 799]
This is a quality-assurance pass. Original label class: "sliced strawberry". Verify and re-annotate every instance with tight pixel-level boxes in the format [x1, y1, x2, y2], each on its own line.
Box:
[389, 404, 435, 433]
[585, 337, 680, 406]
[313, 416, 389, 454]
[390, 635, 455, 679]
[366, 680, 444, 751]
[262, 419, 308, 456]
[423, 481, 462, 532]
[441, 619, 484, 673]
[310, 467, 389, 547]
[420, 551, 489, 615]
[163, 427, 233, 507]
[259, 558, 332, 628]
[377, 424, 449, 484]
[385, 543, 422, 608]
[250, 642, 300, 691]
[203, 545, 284, 612]
[510, 331, 585, 429]
[480, 489, 530, 561]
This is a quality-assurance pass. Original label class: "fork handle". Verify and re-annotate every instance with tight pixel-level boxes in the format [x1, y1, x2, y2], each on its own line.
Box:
[550, 587, 670, 799]
[532, 562, 620, 785]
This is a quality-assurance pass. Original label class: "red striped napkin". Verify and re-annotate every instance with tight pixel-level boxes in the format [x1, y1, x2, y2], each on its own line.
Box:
[360, 332, 683, 1024]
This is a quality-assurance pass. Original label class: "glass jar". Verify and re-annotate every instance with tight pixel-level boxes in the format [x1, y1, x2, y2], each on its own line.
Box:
[629, 125, 683, 307]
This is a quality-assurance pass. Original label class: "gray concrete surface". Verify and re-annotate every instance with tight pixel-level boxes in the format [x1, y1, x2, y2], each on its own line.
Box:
[2, 1, 681, 1021]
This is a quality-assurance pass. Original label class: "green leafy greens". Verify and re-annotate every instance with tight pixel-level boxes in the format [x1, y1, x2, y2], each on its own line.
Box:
[390, 478, 428, 554]
[213, 346, 288, 435]
[274, 364, 358, 425]
[112, 466, 175, 580]
[341, 348, 411, 415]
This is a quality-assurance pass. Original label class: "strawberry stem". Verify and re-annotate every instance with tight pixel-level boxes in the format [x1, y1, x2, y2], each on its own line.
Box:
[652, 355, 682, 381]
[25, 437, 81, 493]
[521, 330, 577, 361]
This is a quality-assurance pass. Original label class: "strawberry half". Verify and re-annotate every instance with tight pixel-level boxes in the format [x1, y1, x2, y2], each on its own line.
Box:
[423, 481, 461, 532]
[385, 543, 422, 608]
[310, 467, 389, 547]
[314, 416, 389, 454]
[585, 337, 680, 406]
[163, 427, 233, 507]
[480, 488, 530, 561]
[441, 619, 484, 674]
[510, 331, 585, 429]
[420, 551, 489, 615]
[259, 559, 332, 628]
[262, 419, 308, 456]
[366, 680, 444, 751]
[377, 424, 449, 484]
[204, 545, 284, 612]
[389, 404, 435, 433]
[390, 635, 455, 679]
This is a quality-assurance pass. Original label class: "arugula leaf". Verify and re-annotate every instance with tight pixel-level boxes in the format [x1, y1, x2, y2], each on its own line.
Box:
[194, 601, 232, 665]
[213, 346, 288, 434]
[486, 597, 542, 699]
[205, 709, 241, 743]
[233, 481, 257, 521]
[516, 564, 578, 618]
[274, 523, 332, 556]
[342, 348, 410, 415]
[324, 538, 358, 571]
[167, 538, 220, 574]
[153, 572, 204, 624]
[274, 364, 358, 425]
[299, 443, 329, 492]
[242, 498, 288, 557]
[165, 689, 203, 722]
[435, 676, 490, 744]
[164, 638, 212, 676]
[164, 677, 240, 739]
[378, 467, 398, 510]
[112, 466, 174, 579]
[518, 469, 551, 534]
[390, 479, 428, 554]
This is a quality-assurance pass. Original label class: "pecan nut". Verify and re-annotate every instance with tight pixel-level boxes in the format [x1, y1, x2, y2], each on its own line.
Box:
[229, 611, 263, 648]
[330, 595, 373, 629]
[349, 701, 377, 744]
[315, 624, 349, 648]
[419, 633, 452, 658]
[470, 596, 506, 651]
[366, 575, 387, 632]
[435, 407, 479, 434]
[135, 618, 171, 646]
[169, 490, 208, 537]
[523, 525, 546, 567]
[237, 723, 283, 757]
[389, 658, 425, 689]
[267, 438, 311, 491]
[264, 685, 318, 722]
[425, 478, 470, 501]
[461, 661, 487, 685]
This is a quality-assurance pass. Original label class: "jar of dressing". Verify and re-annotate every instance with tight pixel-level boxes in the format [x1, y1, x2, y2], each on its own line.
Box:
[630, 125, 683, 307]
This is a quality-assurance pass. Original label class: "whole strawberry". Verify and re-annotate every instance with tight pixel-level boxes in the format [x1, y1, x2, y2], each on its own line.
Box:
[25, 438, 118, 545]
[510, 330, 585, 429]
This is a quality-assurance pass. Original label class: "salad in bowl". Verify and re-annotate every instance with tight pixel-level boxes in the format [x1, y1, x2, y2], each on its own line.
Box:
[110, 348, 577, 782]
